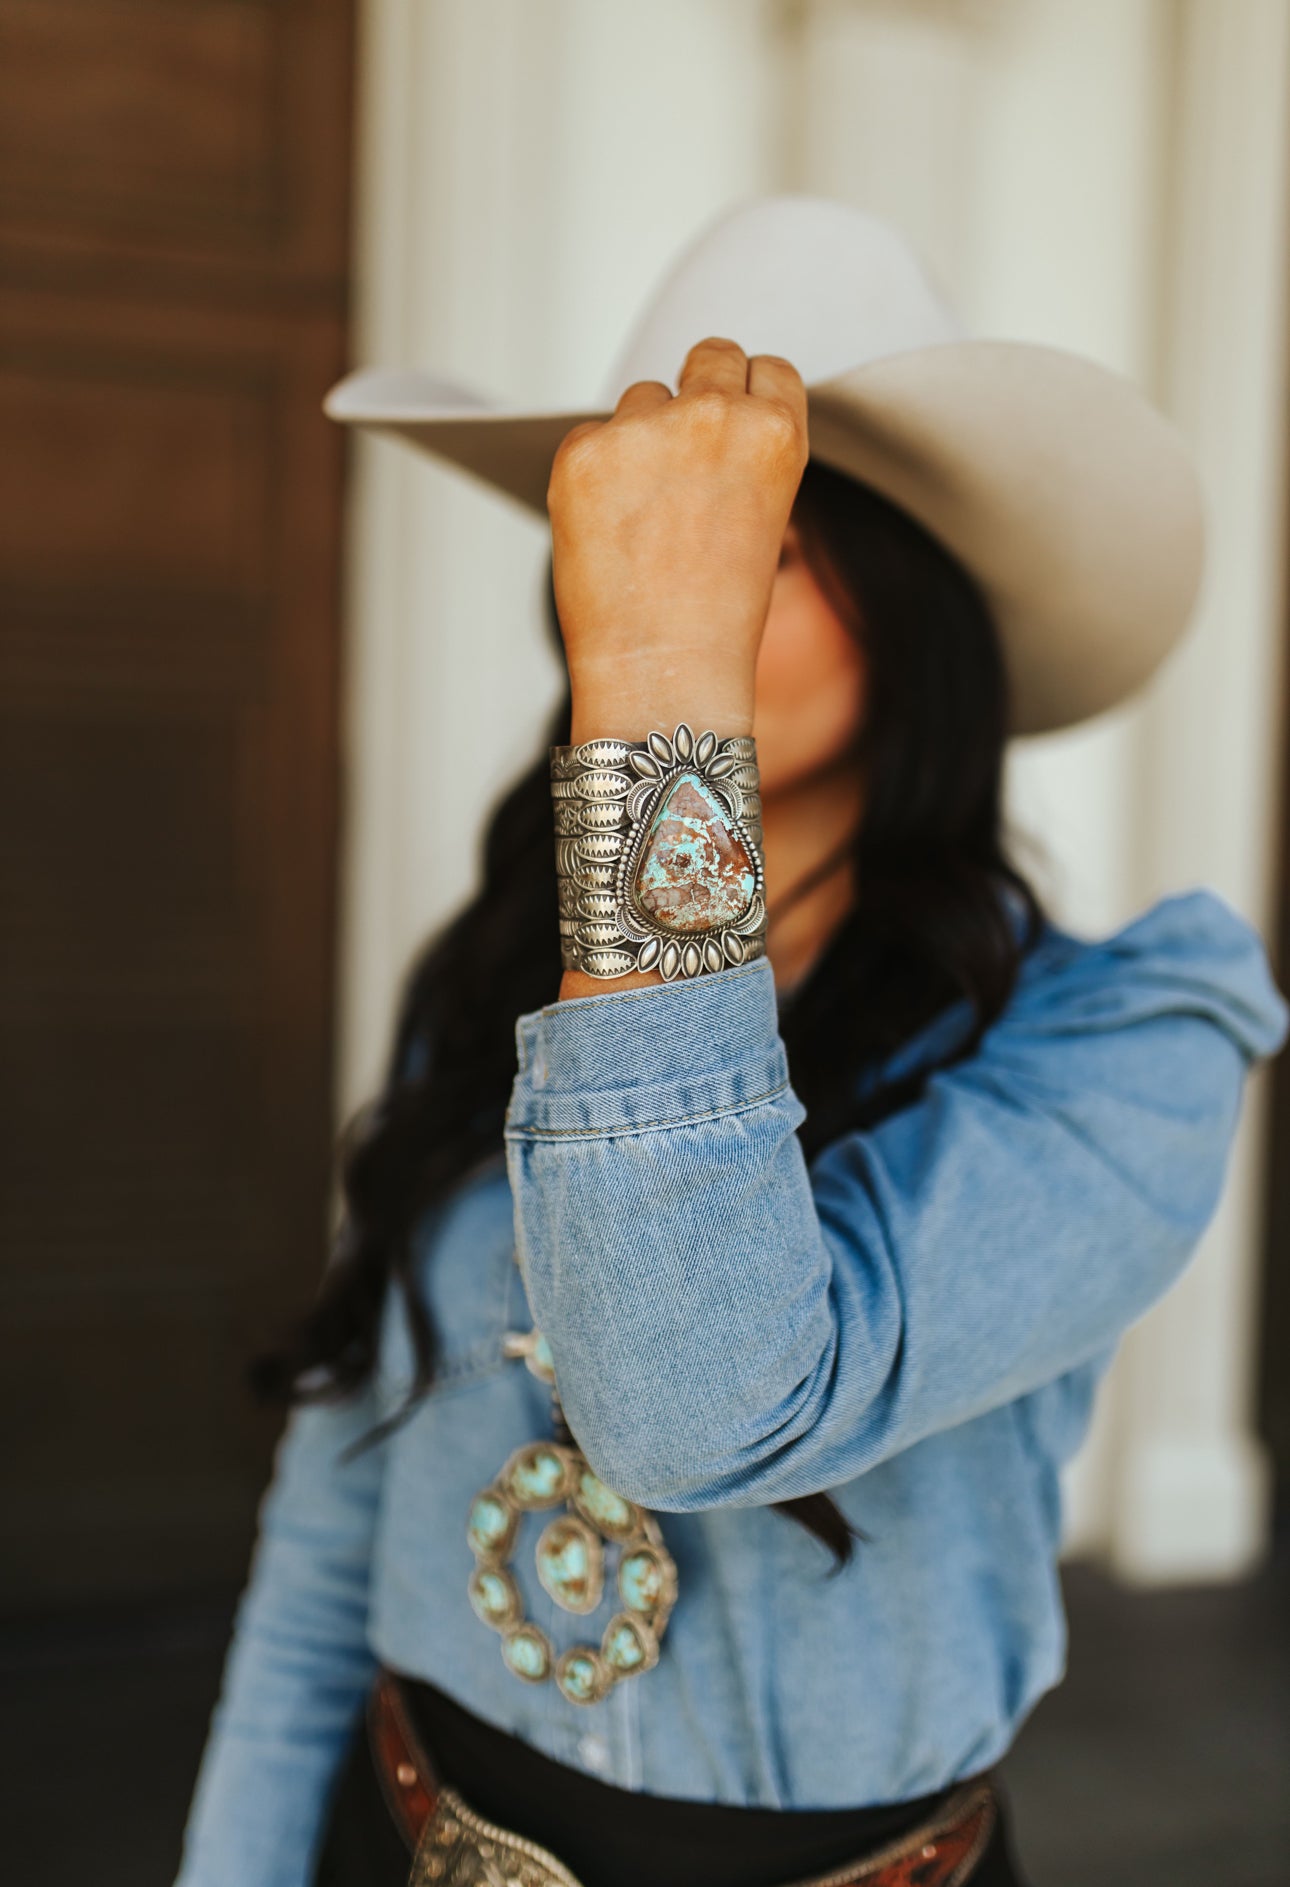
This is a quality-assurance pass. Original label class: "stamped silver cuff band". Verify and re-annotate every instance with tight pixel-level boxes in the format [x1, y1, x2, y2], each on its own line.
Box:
[550, 721, 768, 980]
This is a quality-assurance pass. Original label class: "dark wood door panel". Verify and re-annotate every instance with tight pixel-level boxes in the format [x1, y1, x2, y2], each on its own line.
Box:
[1, 1287, 275, 1601]
[1, 3, 281, 237]
[1, 1, 352, 1603]
[0, 708, 255, 1021]
[2, 1016, 270, 1281]
[0, 0, 353, 290]
[0, 350, 276, 589]
[1, 295, 344, 1046]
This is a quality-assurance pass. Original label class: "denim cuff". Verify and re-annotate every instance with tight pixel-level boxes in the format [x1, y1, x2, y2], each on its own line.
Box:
[504, 954, 790, 1139]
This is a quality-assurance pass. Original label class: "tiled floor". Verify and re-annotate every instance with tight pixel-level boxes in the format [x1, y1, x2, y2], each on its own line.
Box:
[3, 1556, 1287, 1887]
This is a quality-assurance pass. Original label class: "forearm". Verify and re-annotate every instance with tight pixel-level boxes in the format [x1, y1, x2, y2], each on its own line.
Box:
[506, 957, 850, 1508]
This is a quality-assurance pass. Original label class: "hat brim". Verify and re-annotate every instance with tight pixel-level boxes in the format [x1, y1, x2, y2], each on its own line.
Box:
[325, 339, 1204, 738]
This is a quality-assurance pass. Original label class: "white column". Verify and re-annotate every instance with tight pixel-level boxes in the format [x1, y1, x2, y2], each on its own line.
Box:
[1103, 0, 1290, 1582]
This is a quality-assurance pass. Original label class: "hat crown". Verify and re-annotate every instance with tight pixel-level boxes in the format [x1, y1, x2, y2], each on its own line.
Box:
[604, 195, 966, 403]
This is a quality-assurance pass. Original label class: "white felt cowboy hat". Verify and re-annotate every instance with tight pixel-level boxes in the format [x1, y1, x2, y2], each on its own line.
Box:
[325, 194, 1204, 737]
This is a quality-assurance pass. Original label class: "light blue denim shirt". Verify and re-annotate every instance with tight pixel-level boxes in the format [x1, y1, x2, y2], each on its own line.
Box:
[176, 888, 1287, 1887]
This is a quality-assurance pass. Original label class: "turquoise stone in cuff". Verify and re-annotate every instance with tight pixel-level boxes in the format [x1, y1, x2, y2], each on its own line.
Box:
[633, 774, 755, 932]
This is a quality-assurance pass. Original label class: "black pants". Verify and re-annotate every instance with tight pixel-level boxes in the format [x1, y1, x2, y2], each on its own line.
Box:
[312, 1694, 1031, 1887]
[312, 1716, 412, 1887]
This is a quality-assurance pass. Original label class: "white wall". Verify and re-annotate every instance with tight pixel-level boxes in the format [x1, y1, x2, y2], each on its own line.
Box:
[336, 0, 1290, 1580]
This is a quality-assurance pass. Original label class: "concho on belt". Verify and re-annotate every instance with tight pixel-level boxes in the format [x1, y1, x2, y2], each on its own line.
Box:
[411, 1785, 583, 1886]
[410, 1778, 1000, 1887]
[551, 720, 767, 979]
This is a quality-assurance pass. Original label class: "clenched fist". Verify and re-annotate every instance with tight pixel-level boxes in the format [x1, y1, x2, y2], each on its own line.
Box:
[548, 337, 809, 743]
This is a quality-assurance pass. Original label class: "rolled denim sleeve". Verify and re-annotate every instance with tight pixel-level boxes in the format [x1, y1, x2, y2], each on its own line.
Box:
[174, 1386, 385, 1887]
[504, 889, 1288, 1511]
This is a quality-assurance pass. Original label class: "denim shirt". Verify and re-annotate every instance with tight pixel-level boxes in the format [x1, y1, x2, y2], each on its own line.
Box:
[176, 888, 1287, 1887]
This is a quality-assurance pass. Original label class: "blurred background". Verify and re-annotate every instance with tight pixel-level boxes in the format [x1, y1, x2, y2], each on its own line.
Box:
[2, 2, 1288, 1883]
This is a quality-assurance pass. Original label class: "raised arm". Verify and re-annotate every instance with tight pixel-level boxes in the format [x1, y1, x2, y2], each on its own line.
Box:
[515, 338, 1287, 1509]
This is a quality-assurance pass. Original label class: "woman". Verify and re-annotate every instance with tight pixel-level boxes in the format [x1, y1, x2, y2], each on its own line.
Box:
[175, 200, 1287, 1887]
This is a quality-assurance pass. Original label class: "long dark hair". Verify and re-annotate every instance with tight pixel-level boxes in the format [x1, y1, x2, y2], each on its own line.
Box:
[252, 461, 1045, 1567]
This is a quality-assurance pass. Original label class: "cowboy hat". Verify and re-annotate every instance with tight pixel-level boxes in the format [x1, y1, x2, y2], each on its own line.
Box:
[324, 194, 1204, 737]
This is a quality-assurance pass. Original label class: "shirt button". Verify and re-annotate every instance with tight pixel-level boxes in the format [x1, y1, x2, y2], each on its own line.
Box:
[578, 1733, 609, 1772]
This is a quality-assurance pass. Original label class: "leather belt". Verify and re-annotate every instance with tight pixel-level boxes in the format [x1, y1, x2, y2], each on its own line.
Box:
[367, 1668, 998, 1887]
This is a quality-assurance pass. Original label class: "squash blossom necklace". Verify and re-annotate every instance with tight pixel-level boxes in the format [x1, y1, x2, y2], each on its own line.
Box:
[466, 1326, 679, 1707]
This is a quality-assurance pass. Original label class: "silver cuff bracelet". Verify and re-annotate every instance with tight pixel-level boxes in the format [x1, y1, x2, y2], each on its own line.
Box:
[551, 720, 767, 980]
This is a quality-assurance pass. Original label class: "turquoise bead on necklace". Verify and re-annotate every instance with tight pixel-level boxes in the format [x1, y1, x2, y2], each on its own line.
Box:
[466, 1310, 677, 1706]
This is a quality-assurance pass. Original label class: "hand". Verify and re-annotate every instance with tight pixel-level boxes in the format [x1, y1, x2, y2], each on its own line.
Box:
[548, 337, 809, 741]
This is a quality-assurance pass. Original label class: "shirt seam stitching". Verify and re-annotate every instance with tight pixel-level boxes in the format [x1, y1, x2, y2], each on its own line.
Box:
[503, 1073, 791, 1140]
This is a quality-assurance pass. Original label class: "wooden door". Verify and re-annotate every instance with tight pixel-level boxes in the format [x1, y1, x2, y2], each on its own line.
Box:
[0, 0, 354, 1603]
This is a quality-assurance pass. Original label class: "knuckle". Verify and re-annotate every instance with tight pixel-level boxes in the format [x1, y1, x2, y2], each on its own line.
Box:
[690, 384, 734, 412]
[553, 421, 596, 461]
[761, 401, 803, 445]
[753, 401, 807, 469]
[548, 424, 602, 496]
[621, 377, 669, 403]
[688, 334, 744, 356]
[684, 387, 737, 435]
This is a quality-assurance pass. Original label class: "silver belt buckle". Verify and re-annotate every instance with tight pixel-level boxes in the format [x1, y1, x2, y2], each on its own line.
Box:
[411, 1785, 586, 1887]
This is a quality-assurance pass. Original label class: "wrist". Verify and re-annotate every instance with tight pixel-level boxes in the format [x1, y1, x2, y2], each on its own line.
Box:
[559, 966, 663, 998]
[568, 657, 755, 745]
